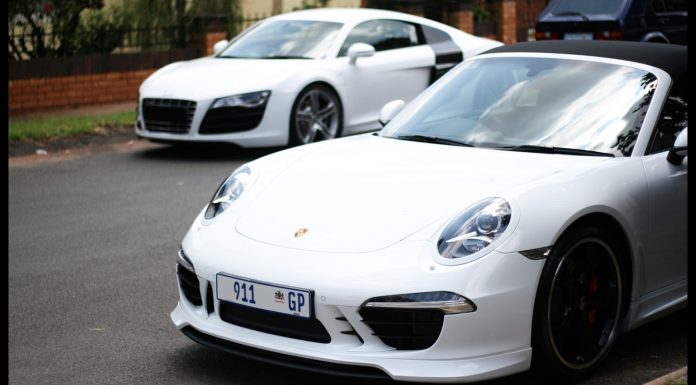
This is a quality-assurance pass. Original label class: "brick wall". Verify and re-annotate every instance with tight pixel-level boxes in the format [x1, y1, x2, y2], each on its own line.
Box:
[9, 70, 155, 115]
[7, 36, 220, 116]
[496, 0, 517, 44]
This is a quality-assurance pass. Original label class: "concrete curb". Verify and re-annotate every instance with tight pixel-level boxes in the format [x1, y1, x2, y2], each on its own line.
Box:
[643, 367, 687, 385]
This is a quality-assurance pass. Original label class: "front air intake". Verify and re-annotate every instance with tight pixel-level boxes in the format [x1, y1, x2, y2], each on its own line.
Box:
[142, 98, 196, 133]
[219, 301, 331, 344]
[177, 262, 202, 306]
[359, 307, 444, 350]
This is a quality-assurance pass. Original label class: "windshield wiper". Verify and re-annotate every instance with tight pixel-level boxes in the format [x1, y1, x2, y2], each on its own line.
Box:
[217, 55, 311, 59]
[265, 55, 311, 59]
[552, 11, 590, 21]
[391, 135, 475, 147]
[497, 145, 615, 157]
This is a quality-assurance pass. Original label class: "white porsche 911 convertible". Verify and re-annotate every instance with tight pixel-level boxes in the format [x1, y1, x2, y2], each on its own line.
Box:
[135, 8, 501, 147]
[170, 41, 687, 382]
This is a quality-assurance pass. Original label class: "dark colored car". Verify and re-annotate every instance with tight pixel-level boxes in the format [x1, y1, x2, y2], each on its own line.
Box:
[535, 0, 687, 44]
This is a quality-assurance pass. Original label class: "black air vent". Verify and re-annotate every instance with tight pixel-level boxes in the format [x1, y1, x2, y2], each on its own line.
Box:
[219, 301, 331, 344]
[206, 283, 215, 314]
[177, 262, 202, 306]
[142, 98, 196, 133]
[199, 105, 266, 134]
[359, 307, 444, 350]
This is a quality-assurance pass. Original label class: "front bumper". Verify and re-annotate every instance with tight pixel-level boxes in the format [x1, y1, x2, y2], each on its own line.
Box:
[169, 227, 545, 383]
[135, 91, 295, 148]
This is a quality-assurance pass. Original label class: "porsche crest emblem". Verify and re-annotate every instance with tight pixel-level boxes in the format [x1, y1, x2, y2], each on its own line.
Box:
[294, 228, 309, 238]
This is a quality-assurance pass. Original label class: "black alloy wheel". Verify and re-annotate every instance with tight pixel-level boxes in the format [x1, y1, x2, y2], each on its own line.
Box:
[532, 226, 624, 379]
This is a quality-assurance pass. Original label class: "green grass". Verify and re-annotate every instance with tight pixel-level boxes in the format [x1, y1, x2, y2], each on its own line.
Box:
[9, 111, 136, 141]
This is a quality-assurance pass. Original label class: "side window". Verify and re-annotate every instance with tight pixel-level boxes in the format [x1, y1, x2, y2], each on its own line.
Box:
[421, 24, 450, 44]
[663, 0, 687, 12]
[651, 0, 666, 12]
[650, 0, 686, 13]
[649, 76, 687, 154]
[339, 20, 420, 56]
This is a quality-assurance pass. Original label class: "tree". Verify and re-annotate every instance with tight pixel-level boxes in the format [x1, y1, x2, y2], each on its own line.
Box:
[121, 0, 243, 49]
[293, 0, 331, 11]
[8, 0, 243, 60]
[8, 0, 128, 60]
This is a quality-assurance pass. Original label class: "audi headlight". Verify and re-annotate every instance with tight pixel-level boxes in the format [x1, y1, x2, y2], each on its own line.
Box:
[437, 197, 511, 261]
[210, 90, 271, 109]
[204, 166, 252, 220]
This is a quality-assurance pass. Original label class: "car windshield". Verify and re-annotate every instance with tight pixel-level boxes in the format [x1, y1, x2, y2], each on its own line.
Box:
[381, 57, 658, 157]
[549, 0, 625, 16]
[218, 20, 343, 59]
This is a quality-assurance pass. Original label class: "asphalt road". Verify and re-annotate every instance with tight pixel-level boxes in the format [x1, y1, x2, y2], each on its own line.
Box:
[8, 144, 687, 385]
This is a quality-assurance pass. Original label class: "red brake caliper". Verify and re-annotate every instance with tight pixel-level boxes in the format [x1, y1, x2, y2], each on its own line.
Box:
[588, 275, 598, 325]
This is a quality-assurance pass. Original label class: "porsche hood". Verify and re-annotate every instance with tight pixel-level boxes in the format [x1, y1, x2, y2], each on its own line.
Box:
[234, 135, 607, 253]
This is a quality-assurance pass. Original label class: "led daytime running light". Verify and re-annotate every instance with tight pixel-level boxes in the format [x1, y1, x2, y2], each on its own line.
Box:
[210, 91, 271, 109]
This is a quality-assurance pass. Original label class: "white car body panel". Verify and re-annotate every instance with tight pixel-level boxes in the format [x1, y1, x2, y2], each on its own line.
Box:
[641, 152, 687, 294]
[234, 135, 608, 254]
[339, 45, 434, 133]
[136, 8, 502, 147]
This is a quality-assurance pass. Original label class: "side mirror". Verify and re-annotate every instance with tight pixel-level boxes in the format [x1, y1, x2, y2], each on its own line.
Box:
[347, 43, 375, 65]
[379, 100, 405, 127]
[667, 128, 687, 165]
[213, 40, 229, 56]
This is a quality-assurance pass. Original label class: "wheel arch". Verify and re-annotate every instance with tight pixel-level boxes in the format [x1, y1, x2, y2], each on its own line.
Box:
[640, 32, 670, 44]
[294, 81, 345, 126]
[529, 212, 635, 378]
[287, 81, 345, 146]
[549, 212, 634, 319]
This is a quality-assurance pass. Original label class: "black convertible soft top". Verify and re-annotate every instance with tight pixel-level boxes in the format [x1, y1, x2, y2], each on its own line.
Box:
[482, 40, 687, 79]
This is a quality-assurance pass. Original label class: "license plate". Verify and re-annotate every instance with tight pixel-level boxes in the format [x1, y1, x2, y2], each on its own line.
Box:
[216, 273, 312, 318]
[564, 32, 593, 40]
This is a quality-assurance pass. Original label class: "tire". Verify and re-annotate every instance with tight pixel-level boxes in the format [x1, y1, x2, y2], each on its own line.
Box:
[531, 225, 625, 380]
[289, 84, 343, 146]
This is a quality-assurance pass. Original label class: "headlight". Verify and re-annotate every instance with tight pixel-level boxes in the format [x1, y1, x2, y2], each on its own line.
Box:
[437, 197, 511, 261]
[204, 166, 252, 220]
[209, 90, 271, 109]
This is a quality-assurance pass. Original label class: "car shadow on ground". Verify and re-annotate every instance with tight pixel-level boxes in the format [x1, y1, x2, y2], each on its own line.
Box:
[163, 309, 687, 385]
[133, 142, 286, 163]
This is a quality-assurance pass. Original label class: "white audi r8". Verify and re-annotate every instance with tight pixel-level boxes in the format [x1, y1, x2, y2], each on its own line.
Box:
[170, 41, 687, 382]
[135, 8, 501, 147]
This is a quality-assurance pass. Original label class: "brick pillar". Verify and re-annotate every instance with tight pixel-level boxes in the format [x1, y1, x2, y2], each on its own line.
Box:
[206, 31, 228, 55]
[495, 0, 517, 44]
[191, 17, 228, 56]
[449, 3, 474, 34]
[400, 5, 424, 17]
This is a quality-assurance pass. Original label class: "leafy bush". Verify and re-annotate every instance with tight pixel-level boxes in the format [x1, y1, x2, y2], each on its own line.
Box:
[8, 0, 128, 59]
